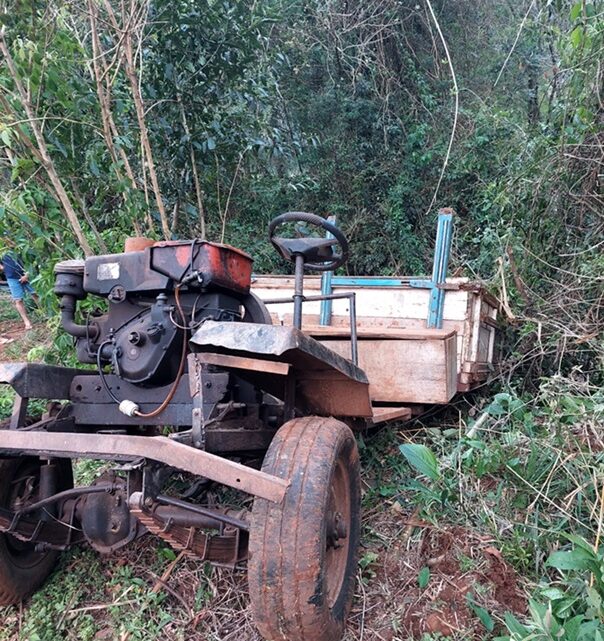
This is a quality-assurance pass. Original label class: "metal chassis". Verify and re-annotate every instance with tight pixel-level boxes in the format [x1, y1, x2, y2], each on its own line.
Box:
[0, 324, 369, 507]
[0, 320, 371, 564]
[0, 430, 287, 503]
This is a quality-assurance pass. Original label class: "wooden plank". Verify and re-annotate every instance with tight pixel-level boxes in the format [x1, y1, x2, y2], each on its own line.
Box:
[305, 326, 456, 340]
[253, 275, 481, 291]
[469, 293, 482, 363]
[254, 282, 471, 321]
[369, 405, 413, 425]
[319, 335, 457, 404]
[480, 314, 499, 329]
[445, 333, 458, 398]
[194, 352, 290, 376]
[461, 362, 494, 374]
[252, 274, 499, 400]
[476, 322, 492, 363]
[296, 377, 373, 418]
[271, 314, 466, 334]
[487, 323, 496, 364]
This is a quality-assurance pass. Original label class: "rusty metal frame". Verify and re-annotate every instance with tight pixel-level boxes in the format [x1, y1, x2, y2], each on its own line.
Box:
[193, 352, 291, 376]
[0, 431, 288, 503]
[190, 321, 372, 417]
[0, 363, 94, 399]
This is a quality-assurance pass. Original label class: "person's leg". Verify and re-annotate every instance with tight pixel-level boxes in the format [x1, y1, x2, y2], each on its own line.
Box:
[14, 300, 33, 330]
[6, 279, 33, 330]
[24, 283, 39, 308]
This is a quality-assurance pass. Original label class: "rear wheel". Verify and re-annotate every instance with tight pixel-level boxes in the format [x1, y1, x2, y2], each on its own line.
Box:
[248, 416, 360, 641]
[0, 455, 73, 605]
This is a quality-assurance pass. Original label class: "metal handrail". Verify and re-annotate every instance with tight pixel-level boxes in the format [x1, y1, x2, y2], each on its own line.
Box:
[262, 292, 358, 366]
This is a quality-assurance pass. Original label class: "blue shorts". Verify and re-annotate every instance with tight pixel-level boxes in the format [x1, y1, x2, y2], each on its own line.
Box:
[6, 278, 35, 301]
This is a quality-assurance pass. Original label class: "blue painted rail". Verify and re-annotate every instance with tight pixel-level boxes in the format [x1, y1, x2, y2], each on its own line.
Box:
[319, 208, 455, 329]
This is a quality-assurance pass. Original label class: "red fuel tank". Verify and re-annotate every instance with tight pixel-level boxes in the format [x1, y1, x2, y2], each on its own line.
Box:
[151, 240, 253, 294]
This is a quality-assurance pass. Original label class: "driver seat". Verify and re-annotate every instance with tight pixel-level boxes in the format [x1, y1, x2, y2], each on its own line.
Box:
[270, 237, 339, 264]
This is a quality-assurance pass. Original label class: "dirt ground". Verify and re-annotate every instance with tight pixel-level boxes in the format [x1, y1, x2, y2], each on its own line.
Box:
[354, 518, 526, 640]
[0, 320, 23, 355]
[48, 501, 525, 641]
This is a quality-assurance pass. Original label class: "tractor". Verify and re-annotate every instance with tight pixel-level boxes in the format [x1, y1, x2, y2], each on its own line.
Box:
[0, 212, 370, 641]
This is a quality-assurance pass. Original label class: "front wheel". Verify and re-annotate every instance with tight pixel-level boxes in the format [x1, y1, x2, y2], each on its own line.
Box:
[248, 417, 361, 641]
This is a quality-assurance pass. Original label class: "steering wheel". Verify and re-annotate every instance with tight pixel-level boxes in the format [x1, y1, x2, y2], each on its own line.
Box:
[268, 212, 349, 272]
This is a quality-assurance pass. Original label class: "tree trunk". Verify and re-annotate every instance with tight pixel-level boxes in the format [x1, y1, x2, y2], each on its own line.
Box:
[0, 29, 93, 256]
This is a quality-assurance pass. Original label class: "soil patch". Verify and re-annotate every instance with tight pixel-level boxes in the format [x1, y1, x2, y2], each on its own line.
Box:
[0, 321, 23, 358]
[346, 514, 527, 640]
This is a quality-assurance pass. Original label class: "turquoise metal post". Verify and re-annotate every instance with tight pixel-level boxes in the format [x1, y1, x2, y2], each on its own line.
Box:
[427, 208, 454, 328]
[319, 216, 336, 326]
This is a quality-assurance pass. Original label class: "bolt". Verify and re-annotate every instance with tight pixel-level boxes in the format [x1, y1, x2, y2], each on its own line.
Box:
[334, 512, 348, 539]
[144, 497, 153, 508]
[205, 381, 212, 389]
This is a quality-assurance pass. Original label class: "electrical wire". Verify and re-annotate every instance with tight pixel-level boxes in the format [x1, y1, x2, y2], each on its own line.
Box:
[96, 340, 122, 404]
[168, 293, 205, 330]
[423, 0, 459, 217]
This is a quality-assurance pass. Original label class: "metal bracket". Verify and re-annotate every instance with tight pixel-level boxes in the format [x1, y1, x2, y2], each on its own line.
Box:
[408, 208, 455, 329]
[190, 358, 230, 450]
[141, 462, 170, 507]
[10, 394, 29, 429]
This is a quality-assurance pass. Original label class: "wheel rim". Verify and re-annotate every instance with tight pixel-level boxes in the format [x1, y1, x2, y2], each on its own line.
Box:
[324, 456, 351, 609]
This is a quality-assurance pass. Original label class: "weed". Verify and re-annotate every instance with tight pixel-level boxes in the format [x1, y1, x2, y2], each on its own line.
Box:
[396, 380, 604, 639]
[0, 290, 20, 324]
[1, 549, 106, 641]
[358, 551, 379, 583]
[73, 458, 109, 485]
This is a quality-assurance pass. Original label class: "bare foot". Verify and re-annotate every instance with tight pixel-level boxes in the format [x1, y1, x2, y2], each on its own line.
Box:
[24, 324, 33, 331]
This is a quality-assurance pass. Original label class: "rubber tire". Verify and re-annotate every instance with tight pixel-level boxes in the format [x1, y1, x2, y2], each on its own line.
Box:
[0, 455, 73, 605]
[248, 417, 361, 641]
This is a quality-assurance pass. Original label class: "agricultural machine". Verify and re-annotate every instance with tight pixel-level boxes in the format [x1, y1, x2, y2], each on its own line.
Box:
[0, 213, 371, 641]
[0, 210, 498, 639]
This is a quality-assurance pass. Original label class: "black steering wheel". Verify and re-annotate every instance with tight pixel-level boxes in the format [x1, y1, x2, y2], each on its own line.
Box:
[268, 212, 349, 272]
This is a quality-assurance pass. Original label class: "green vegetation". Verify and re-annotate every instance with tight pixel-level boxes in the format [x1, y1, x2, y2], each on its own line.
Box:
[0, 0, 602, 639]
[394, 382, 604, 638]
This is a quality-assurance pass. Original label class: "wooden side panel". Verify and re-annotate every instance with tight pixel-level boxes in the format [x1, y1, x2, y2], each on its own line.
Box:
[370, 406, 413, 425]
[444, 334, 458, 398]
[253, 283, 470, 322]
[252, 275, 499, 396]
[319, 335, 457, 404]
[476, 323, 492, 363]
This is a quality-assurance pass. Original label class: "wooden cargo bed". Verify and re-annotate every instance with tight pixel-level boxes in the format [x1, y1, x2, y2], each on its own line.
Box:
[252, 276, 499, 408]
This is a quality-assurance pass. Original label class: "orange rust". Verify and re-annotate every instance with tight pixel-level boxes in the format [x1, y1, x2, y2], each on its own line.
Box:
[124, 237, 154, 252]
[150, 240, 253, 294]
[175, 244, 189, 268]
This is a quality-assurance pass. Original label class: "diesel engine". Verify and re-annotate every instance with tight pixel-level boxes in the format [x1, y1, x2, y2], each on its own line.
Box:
[53, 239, 255, 388]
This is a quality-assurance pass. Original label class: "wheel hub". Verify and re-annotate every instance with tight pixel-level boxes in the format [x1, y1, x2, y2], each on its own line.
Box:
[327, 510, 348, 548]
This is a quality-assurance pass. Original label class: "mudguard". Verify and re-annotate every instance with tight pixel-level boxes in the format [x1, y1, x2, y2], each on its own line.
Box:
[190, 321, 373, 418]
